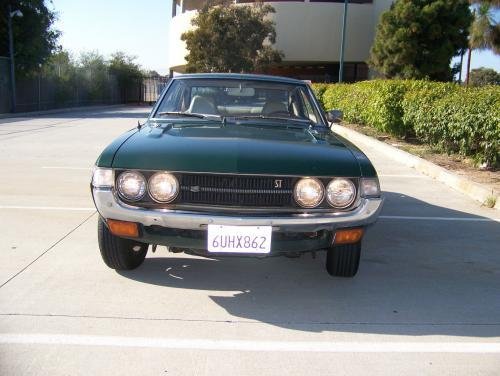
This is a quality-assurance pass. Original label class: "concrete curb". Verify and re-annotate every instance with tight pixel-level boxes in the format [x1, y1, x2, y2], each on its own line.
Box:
[0, 104, 126, 119]
[331, 124, 500, 210]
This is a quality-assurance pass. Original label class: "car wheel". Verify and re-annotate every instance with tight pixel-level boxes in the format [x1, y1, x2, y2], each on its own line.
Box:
[98, 218, 148, 270]
[325, 242, 361, 277]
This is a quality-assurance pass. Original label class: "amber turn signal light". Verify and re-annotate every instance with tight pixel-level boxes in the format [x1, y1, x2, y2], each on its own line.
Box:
[107, 219, 139, 238]
[334, 228, 364, 245]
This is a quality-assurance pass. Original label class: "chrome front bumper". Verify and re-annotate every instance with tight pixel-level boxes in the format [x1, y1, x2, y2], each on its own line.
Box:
[92, 188, 383, 232]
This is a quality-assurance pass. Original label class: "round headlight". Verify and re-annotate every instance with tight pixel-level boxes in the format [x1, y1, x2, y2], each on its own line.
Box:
[326, 178, 356, 208]
[148, 172, 179, 203]
[117, 171, 146, 201]
[293, 178, 325, 208]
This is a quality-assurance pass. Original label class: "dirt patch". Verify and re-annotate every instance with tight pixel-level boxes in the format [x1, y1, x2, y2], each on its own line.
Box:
[343, 123, 500, 193]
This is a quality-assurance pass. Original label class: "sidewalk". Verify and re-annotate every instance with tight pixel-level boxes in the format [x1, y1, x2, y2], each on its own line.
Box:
[332, 124, 500, 210]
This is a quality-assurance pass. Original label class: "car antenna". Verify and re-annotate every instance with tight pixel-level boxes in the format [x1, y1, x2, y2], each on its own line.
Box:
[137, 120, 142, 130]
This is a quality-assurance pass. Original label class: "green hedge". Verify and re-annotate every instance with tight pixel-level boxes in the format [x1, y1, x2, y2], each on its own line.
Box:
[312, 80, 500, 167]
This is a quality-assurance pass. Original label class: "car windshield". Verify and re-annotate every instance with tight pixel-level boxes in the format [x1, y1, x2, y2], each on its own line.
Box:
[153, 78, 325, 126]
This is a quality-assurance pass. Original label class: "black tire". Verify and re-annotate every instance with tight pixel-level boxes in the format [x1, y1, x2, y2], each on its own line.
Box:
[97, 218, 148, 270]
[326, 242, 361, 277]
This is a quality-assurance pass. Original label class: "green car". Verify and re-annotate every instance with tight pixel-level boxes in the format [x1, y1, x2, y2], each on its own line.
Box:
[91, 73, 383, 277]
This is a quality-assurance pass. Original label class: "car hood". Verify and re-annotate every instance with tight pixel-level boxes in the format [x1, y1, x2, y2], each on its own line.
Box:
[110, 120, 362, 177]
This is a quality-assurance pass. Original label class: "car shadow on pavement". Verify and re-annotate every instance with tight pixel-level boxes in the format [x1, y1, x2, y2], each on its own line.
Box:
[118, 191, 500, 337]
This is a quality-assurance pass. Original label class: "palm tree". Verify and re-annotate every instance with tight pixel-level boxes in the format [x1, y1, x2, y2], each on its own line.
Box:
[466, 1, 500, 84]
[470, 0, 500, 5]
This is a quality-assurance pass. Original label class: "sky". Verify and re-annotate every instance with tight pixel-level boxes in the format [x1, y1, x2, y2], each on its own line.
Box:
[51, 0, 172, 75]
[51, 0, 499, 77]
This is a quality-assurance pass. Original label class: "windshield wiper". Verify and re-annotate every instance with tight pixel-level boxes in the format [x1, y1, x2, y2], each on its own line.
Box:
[156, 111, 216, 119]
[229, 115, 312, 129]
[234, 115, 309, 122]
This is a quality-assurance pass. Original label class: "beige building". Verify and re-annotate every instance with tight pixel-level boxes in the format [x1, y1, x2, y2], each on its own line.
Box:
[169, 0, 393, 82]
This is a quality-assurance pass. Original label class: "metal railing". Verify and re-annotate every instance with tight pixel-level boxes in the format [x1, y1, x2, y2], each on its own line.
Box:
[0, 60, 169, 114]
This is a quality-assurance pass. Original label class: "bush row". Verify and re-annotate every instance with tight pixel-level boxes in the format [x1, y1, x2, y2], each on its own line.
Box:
[312, 80, 500, 167]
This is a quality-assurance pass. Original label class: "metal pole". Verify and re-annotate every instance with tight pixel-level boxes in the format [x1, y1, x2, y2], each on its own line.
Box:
[38, 69, 41, 111]
[7, 5, 17, 112]
[339, 0, 349, 83]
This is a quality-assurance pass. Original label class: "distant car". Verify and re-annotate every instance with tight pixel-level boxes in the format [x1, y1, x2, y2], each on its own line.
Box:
[91, 73, 383, 277]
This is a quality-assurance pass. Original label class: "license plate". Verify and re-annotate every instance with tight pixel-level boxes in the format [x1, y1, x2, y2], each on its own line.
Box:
[207, 225, 272, 254]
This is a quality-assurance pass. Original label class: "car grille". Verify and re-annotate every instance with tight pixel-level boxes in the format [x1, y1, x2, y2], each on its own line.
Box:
[178, 174, 294, 207]
[114, 170, 358, 211]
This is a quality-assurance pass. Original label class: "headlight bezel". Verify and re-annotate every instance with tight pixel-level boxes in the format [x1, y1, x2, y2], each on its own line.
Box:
[116, 170, 147, 202]
[148, 171, 180, 203]
[326, 178, 357, 209]
[92, 167, 114, 188]
[360, 178, 381, 198]
[293, 177, 326, 209]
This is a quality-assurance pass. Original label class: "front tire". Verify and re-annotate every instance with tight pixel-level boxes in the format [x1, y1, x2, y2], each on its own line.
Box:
[98, 218, 148, 270]
[326, 242, 361, 277]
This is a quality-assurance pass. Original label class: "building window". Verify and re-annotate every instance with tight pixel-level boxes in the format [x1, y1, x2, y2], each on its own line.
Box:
[183, 0, 207, 12]
[172, 0, 182, 17]
[264, 63, 369, 83]
[173, 0, 373, 17]
[237, 0, 305, 3]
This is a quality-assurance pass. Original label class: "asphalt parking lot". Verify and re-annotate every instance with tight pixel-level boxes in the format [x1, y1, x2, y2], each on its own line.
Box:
[1, 106, 499, 375]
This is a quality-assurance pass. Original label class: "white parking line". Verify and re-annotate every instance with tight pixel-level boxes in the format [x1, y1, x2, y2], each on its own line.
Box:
[42, 166, 91, 170]
[379, 215, 499, 222]
[378, 174, 427, 178]
[1, 334, 499, 353]
[0, 205, 95, 211]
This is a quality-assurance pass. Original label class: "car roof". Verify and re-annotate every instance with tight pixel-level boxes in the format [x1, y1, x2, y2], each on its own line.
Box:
[173, 73, 306, 85]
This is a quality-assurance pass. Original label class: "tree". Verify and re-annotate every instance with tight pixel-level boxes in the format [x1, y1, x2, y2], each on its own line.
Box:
[109, 51, 143, 102]
[78, 51, 111, 101]
[469, 67, 500, 85]
[109, 51, 143, 89]
[43, 48, 75, 79]
[368, 0, 473, 81]
[146, 70, 161, 77]
[470, 0, 500, 6]
[41, 48, 79, 105]
[465, 1, 500, 84]
[0, 0, 60, 76]
[492, 24, 500, 54]
[181, 0, 283, 73]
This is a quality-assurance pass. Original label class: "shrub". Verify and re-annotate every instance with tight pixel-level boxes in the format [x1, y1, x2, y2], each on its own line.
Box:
[429, 87, 499, 166]
[319, 83, 369, 126]
[402, 83, 499, 166]
[469, 68, 500, 87]
[314, 80, 410, 136]
[312, 80, 500, 167]
[401, 81, 459, 139]
[311, 83, 329, 109]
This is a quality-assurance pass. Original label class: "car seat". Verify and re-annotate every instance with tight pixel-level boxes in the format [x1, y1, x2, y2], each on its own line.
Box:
[187, 95, 218, 115]
[262, 100, 288, 115]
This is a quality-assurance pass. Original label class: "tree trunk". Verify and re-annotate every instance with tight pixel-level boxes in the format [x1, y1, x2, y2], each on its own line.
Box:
[465, 48, 473, 86]
[458, 49, 464, 83]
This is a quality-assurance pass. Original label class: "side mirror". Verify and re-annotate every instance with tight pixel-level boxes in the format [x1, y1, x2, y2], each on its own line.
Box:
[326, 109, 343, 123]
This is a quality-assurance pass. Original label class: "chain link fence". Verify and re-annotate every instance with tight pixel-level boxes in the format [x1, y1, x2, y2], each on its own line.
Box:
[0, 58, 169, 114]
